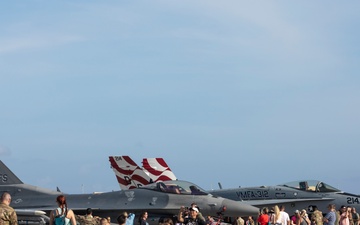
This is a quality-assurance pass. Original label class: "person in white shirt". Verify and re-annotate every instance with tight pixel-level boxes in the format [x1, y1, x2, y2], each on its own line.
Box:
[279, 205, 290, 225]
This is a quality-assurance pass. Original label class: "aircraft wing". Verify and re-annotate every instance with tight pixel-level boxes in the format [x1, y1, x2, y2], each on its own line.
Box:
[15, 209, 47, 216]
[15, 209, 50, 225]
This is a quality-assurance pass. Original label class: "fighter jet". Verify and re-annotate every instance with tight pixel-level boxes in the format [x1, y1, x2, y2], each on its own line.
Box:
[210, 179, 360, 214]
[0, 160, 259, 225]
[111, 156, 360, 214]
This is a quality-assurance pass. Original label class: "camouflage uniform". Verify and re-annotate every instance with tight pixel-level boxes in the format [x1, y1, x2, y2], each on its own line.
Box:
[311, 209, 323, 225]
[197, 212, 205, 222]
[233, 217, 245, 225]
[75, 214, 98, 225]
[0, 203, 18, 225]
[335, 211, 340, 225]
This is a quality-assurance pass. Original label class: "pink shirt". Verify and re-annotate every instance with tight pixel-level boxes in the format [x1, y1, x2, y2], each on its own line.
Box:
[340, 212, 349, 225]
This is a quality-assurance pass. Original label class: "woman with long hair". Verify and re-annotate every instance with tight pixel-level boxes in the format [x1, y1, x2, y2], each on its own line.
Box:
[271, 205, 282, 225]
[138, 212, 149, 225]
[49, 195, 77, 225]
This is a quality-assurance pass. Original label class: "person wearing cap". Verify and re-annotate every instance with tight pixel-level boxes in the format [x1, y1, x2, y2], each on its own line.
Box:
[339, 206, 349, 225]
[178, 206, 206, 225]
[190, 203, 205, 222]
[323, 204, 336, 225]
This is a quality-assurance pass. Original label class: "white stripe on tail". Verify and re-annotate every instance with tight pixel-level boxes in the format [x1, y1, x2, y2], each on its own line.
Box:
[109, 156, 153, 190]
[142, 158, 177, 182]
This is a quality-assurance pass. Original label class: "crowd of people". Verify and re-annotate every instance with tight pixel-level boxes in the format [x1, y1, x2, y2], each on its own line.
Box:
[253, 204, 359, 225]
[1, 192, 359, 225]
[0, 192, 134, 225]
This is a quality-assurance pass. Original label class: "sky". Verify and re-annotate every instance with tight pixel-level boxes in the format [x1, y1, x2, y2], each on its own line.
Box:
[0, 1, 360, 195]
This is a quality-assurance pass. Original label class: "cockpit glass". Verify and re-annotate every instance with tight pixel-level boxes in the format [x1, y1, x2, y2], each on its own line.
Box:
[280, 180, 341, 192]
[139, 180, 209, 195]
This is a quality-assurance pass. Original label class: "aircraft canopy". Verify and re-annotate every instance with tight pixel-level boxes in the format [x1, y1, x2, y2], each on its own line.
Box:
[140, 180, 209, 195]
[280, 180, 341, 193]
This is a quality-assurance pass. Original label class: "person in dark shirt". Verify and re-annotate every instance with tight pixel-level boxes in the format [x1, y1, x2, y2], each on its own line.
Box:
[138, 212, 148, 225]
[178, 207, 206, 225]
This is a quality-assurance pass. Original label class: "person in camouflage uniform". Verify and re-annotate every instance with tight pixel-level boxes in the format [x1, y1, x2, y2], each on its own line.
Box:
[75, 208, 99, 225]
[0, 192, 17, 225]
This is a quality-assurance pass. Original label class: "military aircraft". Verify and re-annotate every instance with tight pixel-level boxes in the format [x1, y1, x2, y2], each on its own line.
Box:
[110, 156, 360, 214]
[209, 180, 360, 214]
[0, 160, 259, 225]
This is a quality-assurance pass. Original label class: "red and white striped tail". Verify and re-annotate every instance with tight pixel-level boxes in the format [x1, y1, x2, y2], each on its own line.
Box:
[109, 156, 152, 190]
[142, 158, 177, 182]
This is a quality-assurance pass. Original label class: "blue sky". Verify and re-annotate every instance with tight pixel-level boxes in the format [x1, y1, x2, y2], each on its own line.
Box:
[1, 1, 359, 195]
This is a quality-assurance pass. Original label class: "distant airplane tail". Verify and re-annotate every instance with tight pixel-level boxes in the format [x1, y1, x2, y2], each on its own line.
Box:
[109, 156, 153, 190]
[0, 160, 23, 185]
[142, 158, 177, 182]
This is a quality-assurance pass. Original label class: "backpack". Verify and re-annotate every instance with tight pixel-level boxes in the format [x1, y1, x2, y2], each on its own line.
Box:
[54, 208, 67, 225]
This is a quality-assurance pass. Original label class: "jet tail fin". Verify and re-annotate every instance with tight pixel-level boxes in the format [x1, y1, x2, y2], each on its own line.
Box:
[142, 158, 177, 182]
[109, 156, 152, 190]
[0, 160, 23, 185]
[218, 182, 223, 190]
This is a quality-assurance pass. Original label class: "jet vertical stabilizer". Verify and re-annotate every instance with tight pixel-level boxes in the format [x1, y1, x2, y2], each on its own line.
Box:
[142, 158, 177, 182]
[109, 156, 152, 190]
[0, 160, 23, 185]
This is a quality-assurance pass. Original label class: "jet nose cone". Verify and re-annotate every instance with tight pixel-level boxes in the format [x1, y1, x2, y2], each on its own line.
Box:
[221, 198, 259, 217]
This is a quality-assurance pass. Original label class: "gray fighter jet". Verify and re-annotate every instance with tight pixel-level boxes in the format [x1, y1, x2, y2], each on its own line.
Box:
[111, 156, 360, 214]
[210, 179, 360, 213]
[0, 160, 259, 225]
